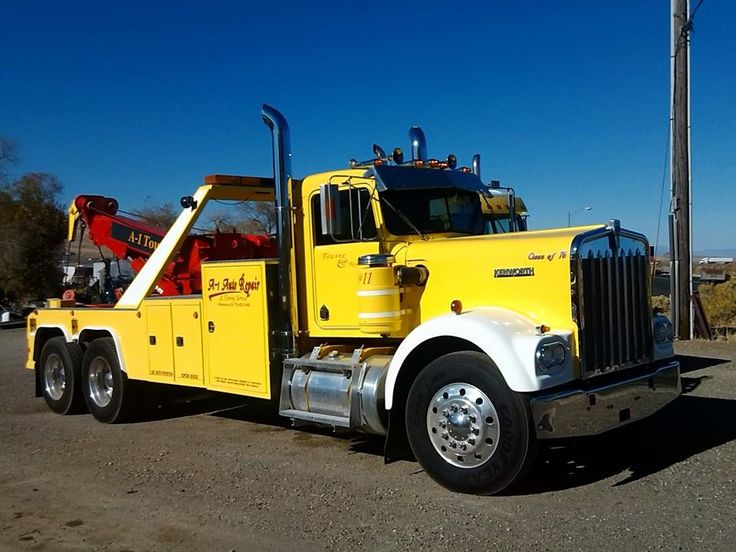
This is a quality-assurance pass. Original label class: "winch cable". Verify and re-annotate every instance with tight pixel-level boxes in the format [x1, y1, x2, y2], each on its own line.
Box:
[63, 233, 73, 286]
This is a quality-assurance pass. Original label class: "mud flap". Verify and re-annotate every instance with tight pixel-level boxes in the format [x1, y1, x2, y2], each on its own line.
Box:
[383, 409, 416, 464]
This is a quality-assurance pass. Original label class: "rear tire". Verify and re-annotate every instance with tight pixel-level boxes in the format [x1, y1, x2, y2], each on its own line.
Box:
[81, 337, 138, 423]
[39, 337, 86, 415]
[405, 351, 535, 495]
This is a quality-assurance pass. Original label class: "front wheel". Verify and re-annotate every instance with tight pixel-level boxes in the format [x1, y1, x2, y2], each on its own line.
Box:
[405, 351, 535, 495]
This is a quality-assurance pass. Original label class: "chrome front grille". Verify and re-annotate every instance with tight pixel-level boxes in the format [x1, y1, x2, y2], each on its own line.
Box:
[574, 229, 653, 377]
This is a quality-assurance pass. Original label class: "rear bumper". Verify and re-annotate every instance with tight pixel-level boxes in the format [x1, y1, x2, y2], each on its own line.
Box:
[530, 359, 680, 439]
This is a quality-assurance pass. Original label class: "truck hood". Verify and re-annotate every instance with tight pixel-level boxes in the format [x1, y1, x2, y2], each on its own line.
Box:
[392, 225, 606, 330]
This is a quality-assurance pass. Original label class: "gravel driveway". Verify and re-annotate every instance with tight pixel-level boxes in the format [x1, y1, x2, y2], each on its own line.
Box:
[1, 328, 734, 551]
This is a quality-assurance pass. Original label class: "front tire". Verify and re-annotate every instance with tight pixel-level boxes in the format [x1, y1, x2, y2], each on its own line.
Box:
[405, 351, 535, 495]
[39, 337, 86, 414]
[81, 337, 138, 423]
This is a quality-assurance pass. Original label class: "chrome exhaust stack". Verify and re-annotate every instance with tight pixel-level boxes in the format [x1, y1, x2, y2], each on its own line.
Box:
[409, 126, 427, 162]
[261, 104, 294, 350]
[472, 154, 481, 178]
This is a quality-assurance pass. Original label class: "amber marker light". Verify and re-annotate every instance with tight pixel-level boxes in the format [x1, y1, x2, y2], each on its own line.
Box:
[428, 158, 440, 168]
[414, 160, 425, 168]
[450, 300, 463, 315]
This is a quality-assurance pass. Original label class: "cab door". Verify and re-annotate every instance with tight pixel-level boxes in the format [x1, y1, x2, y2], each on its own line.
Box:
[309, 186, 379, 334]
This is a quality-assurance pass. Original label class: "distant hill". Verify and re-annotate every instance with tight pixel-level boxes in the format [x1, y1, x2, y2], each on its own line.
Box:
[695, 249, 736, 257]
[654, 248, 736, 259]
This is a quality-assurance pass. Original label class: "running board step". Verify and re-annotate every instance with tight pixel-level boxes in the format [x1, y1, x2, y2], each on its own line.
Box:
[279, 409, 350, 429]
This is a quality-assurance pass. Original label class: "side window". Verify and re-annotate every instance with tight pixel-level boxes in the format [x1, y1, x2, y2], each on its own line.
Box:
[313, 188, 377, 245]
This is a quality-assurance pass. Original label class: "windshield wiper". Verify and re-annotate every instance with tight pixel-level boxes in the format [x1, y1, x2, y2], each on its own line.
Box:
[379, 195, 427, 240]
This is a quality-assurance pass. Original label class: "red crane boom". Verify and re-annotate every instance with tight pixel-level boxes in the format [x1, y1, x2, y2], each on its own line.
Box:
[68, 194, 276, 297]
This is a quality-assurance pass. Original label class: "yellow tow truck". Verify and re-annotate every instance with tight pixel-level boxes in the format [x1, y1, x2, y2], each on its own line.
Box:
[26, 105, 680, 494]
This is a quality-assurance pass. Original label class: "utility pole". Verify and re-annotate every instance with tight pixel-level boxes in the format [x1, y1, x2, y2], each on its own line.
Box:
[670, 0, 693, 339]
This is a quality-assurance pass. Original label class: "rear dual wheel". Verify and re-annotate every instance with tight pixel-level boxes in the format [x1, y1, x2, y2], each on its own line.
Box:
[39, 337, 86, 414]
[405, 351, 535, 495]
[81, 337, 138, 423]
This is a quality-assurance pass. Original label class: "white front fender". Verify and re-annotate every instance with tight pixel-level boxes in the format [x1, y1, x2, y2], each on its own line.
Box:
[384, 307, 574, 410]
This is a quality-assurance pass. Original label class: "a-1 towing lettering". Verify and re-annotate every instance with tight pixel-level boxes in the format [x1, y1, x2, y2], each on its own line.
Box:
[109, 222, 162, 254]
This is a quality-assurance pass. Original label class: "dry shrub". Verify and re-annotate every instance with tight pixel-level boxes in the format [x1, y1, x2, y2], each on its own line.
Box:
[651, 294, 670, 315]
[699, 279, 736, 326]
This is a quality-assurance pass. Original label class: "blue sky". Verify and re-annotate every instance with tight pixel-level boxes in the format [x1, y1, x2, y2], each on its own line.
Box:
[2, 1, 734, 251]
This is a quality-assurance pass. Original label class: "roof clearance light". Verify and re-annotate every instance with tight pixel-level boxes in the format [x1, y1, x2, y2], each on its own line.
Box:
[428, 159, 440, 168]
[414, 160, 425, 168]
[450, 300, 463, 315]
[460, 167, 471, 173]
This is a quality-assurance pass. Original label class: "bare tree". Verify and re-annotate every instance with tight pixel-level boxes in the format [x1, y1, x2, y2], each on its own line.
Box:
[134, 198, 178, 229]
[239, 201, 276, 235]
[204, 209, 236, 232]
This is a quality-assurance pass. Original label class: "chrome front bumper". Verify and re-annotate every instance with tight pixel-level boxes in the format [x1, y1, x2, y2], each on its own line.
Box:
[530, 360, 681, 439]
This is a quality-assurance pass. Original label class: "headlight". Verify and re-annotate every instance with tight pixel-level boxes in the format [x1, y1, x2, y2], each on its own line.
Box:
[536, 341, 567, 371]
[653, 317, 674, 344]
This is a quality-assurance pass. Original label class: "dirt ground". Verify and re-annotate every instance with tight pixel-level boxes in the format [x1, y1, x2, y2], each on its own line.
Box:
[1, 328, 735, 551]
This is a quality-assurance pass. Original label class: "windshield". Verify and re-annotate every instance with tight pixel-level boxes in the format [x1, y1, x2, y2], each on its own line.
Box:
[483, 213, 528, 234]
[381, 188, 483, 235]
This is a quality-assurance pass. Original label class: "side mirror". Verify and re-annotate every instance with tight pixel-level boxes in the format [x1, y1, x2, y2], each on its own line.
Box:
[320, 184, 343, 236]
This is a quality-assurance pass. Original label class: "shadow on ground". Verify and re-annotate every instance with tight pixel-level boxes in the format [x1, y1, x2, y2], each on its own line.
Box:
[513, 352, 735, 494]
[133, 353, 736, 494]
[678, 353, 730, 374]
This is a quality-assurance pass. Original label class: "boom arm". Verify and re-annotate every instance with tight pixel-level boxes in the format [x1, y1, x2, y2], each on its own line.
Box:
[69, 195, 166, 258]
[68, 194, 276, 298]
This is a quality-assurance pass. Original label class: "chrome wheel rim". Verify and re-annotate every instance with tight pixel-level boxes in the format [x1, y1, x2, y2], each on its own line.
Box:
[426, 382, 500, 468]
[88, 357, 113, 408]
[44, 353, 66, 401]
